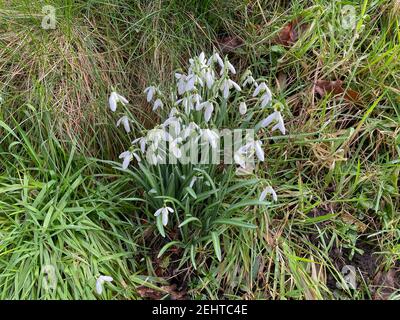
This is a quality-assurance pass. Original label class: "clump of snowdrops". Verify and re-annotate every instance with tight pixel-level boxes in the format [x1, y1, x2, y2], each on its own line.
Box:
[108, 52, 287, 263]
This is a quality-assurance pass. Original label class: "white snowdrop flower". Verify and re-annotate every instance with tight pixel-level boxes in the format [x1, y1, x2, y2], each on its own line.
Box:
[153, 99, 164, 112]
[119, 151, 132, 169]
[192, 93, 202, 109]
[198, 52, 206, 65]
[229, 79, 241, 92]
[201, 129, 219, 149]
[116, 115, 131, 133]
[259, 186, 278, 202]
[260, 111, 286, 135]
[222, 60, 236, 75]
[170, 138, 182, 158]
[213, 52, 225, 68]
[176, 97, 194, 114]
[254, 140, 264, 161]
[189, 176, 197, 188]
[220, 79, 241, 99]
[144, 86, 156, 102]
[196, 101, 206, 111]
[149, 188, 157, 194]
[176, 74, 187, 95]
[132, 136, 147, 153]
[185, 74, 197, 92]
[169, 107, 178, 117]
[239, 102, 247, 115]
[96, 275, 113, 295]
[205, 70, 215, 89]
[182, 122, 199, 139]
[165, 117, 182, 137]
[253, 82, 270, 97]
[243, 75, 256, 87]
[260, 88, 272, 108]
[109, 92, 129, 112]
[220, 79, 231, 99]
[204, 102, 214, 123]
[119, 150, 140, 169]
[234, 151, 247, 169]
[154, 206, 174, 226]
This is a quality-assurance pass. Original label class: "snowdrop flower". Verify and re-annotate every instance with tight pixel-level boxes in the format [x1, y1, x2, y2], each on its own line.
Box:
[119, 151, 140, 169]
[204, 69, 215, 89]
[209, 52, 224, 68]
[162, 116, 181, 136]
[154, 206, 174, 226]
[201, 129, 219, 149]
[132, 137, 147, 153]
[254, 140, 264, 161]
[96, 275, 113, 295]
[242, 75, 256, 87]
[170, 138, 183, 158]
[116, 115, 131, 133]
[204, 102, 214, 122]
[185, 74, 203, 92]
[239, 102, 247, 115]
[189, 176, 197, 188]
[119, 151, 131, 169]
[175, 73, 187, 95]
[153, 99, 164, 111]
[185, 74, 196, 92]
[220, 60, 236, 75]
[144, 86, 156, 102]
[176, 97, 195, 114]
[260, 88, 272, 108]
[182, 122, 199, 139]
[253, 82, 271, 98]
[109, 92, 128, 112]
[169, 107, 178, 117]
[234, 150, 247, 169]
[234, 141, 254, 168]
[198, 51, 206, 64]
[220, 79, 241, 99]
[192, 94, 202, 109]
[259, 186, 278, 202]
[260, 110, 286, 135]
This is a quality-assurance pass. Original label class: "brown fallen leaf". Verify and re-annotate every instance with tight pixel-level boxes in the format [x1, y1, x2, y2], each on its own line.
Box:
[273, 18, 309, 46]
[341, 212, 368, 233]
[218, 35, 244, 53]
[162, 284, 187, 300]
[137, 284, 187, 300]
[372, 269, 399, 300]
[314, 79, 361, 103]
[136, 286, 164, 300]
[276, 71, 288, 92]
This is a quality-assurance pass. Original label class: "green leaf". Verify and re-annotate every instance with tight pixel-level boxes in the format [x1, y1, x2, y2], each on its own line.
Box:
[178, 216, 201, 228]
[157, 241, 182, 258]
[211, 232, 222, 262]
[213, 218, 257, 229]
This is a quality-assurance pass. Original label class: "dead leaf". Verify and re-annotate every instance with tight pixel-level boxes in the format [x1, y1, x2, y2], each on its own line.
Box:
[314, 79, 361, 103]
[218, 35, 244, 53]
[137, 284, 187, 300]
[137, 286, 164, 299]
[373, 269, 399, 300]
[276, 72, 288, 92]
[161, 284, 187, 300]
[273, 18, 309, 46]
[341, 212, 368, 233]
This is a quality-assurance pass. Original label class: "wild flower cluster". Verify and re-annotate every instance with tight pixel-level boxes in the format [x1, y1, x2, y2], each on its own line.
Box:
[108, 52, 287, 233]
